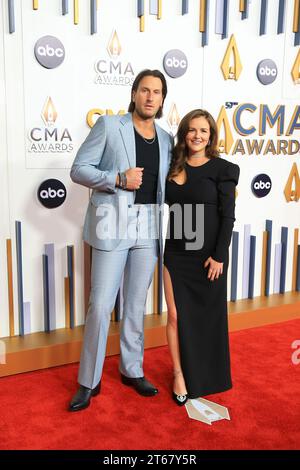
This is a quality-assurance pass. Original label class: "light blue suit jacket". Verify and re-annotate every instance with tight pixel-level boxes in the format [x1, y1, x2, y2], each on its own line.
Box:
[70, 113, 173, 252]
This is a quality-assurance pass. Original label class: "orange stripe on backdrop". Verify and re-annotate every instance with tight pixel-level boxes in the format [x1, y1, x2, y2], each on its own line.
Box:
[292, 228, 299, 291]
[293, 0, 300, 33]
[74, 0, 79, 24]
[64, 277, 70, 328]
[199, 0, 207, 32]
[71, 245, 76, 325]
[158, 0, 162, 19]
[152, 262, 159, 314]
[261, 230, 268, 297]
[239, 0, 246, 12]
[140, 15, 145, 32]
[6, 239, 15, 337]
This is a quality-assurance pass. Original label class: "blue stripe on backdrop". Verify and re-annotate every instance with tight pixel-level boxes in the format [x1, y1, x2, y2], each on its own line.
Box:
[242, 0, 249, 20]
[45, 244, 56, 331]
[67, 246, 75, 328]
[42, 254, 50, 333]
[182, 0, 189, 15]
[15, 221, 24, 336]
[158, 254, 163, 314]
[242, 224, 251, 299]
[62, 0, 68, 15]
[248, 235, 256, 299]
[23, 302, 31, 335]
[265, 220, 272, 296]
[201, 0, 210, 47]
[259, 0, 268, 36]
[296, 245, 300, 291]
[91, 0, 97, 35]
[149, 0, 158, 15]
[230, 231, 239, 302]
[221, 0, 229, 39]
[280, 227, 288, 294]
[215, 0, 225, 35]
[8, 0, 15, 34]
[277, 0, 286, 34]
[273, 243, 282, 294]
[137, 0, 144, 17]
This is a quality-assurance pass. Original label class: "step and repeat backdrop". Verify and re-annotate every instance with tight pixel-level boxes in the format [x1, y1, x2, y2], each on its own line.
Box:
[0, 0, 299, 338]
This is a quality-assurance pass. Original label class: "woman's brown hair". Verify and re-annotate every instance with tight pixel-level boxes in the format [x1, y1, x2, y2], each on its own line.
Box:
[168, 109, 219, 180]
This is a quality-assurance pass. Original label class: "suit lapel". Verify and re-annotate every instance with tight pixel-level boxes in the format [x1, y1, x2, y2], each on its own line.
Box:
[119, 113, 136, 168]
[155, 123, 168, 193]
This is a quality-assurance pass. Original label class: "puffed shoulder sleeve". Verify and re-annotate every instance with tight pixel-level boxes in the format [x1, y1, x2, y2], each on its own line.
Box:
[211, 162, 240, 263]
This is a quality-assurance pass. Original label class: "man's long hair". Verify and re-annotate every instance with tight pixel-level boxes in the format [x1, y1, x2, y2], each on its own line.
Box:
[128, 69, 168, 119]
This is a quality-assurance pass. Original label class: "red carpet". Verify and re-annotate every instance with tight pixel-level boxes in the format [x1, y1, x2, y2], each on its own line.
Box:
[0, 319, 300, 450]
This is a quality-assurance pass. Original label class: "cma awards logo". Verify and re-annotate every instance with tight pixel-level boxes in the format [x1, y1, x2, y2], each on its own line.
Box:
[291, 49, 300, 85]
[221, 35, 243, 81]
[94, 30, 135, 86]
[284, 163, 300, 203]
[28, 97, 73, 154]
[167, 103, 181, 135]
[219, 37, 299, 156]
[216, 103, 300, 156]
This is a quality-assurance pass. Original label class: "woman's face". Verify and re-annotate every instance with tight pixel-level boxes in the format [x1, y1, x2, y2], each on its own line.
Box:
[185, 116, 211, 157]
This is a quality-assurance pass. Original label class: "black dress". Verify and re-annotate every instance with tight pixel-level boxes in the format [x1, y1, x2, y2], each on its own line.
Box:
[164, 157, 240, 399]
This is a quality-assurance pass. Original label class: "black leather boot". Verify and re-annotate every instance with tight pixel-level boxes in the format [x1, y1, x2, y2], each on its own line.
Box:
[121, 374, 158, 396]
[69, 382, 101, 412]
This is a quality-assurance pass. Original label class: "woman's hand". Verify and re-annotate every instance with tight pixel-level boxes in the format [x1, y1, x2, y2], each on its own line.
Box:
[204, 257, 223, 281]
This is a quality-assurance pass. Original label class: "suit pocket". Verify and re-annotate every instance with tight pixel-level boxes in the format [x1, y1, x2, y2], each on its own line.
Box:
[90, 191, 114, 207]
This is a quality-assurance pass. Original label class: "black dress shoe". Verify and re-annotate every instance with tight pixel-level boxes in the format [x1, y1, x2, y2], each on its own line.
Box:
[69, 382, 101, 412]
[172, 391, 188, 406]
[121, 374, 158, 396]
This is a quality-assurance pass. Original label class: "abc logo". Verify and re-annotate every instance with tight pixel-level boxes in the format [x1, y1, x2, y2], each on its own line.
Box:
[259, 67, 276, 76]
[251, 174, 272, 198]
[34, 36, 65, 69]
[163, 50, 188, 78]
[257, 59, 277, 85]
[38, 179, 67, 209]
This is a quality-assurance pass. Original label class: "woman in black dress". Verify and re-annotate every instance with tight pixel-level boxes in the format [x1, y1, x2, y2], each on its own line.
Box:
[163, 109, 240, 405]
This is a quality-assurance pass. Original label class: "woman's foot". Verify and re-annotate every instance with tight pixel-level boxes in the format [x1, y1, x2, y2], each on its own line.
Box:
[172, 370, 188, 406]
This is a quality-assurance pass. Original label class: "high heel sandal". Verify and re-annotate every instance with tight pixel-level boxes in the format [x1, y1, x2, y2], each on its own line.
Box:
[172, 370, 188, 406]
[172, 391, 188, 406]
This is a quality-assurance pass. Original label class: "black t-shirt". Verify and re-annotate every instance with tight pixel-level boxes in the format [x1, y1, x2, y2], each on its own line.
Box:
[134, 128, 159, 204]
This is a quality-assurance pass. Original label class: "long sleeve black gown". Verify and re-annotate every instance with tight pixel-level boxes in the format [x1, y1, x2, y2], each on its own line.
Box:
[164, 157, 240, 399]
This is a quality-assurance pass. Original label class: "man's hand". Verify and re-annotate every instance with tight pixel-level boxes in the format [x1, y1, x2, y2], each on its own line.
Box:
[125, 167, 144, 190]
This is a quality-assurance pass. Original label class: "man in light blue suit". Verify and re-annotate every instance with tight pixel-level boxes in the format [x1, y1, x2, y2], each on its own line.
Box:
[69, 70, 173, 411]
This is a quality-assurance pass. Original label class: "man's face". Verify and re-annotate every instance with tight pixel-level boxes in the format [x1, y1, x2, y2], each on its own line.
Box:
[132, 76, 163, 120]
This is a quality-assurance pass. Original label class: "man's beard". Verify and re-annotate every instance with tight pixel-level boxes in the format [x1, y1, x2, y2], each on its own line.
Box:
[134, 106, 159, 120]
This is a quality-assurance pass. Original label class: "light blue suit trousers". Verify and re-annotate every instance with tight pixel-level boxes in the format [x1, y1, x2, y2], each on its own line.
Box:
[78, 205, 158, 389]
